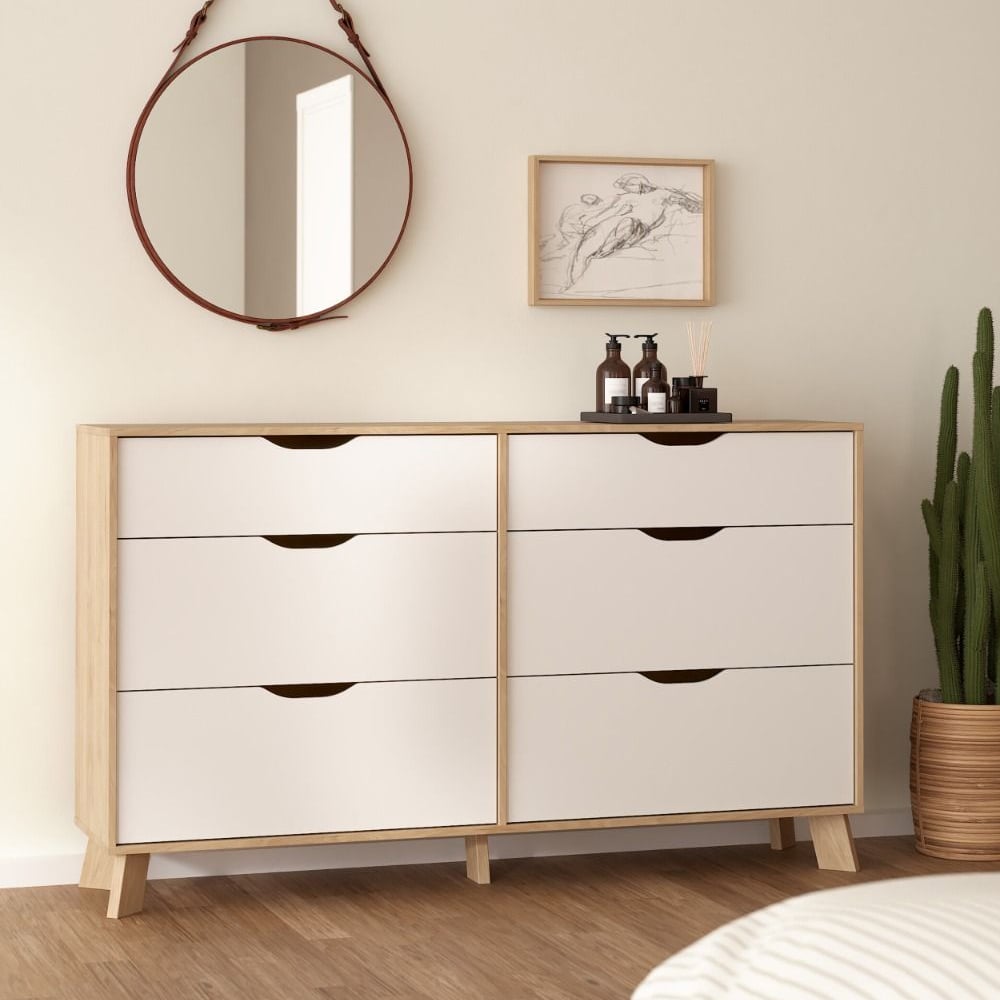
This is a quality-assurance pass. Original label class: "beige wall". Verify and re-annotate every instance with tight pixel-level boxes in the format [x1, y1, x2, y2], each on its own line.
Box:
[1, 0, 998, 882]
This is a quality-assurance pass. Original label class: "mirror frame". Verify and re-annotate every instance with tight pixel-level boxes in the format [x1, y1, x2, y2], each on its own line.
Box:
[126, 35, 413, 330]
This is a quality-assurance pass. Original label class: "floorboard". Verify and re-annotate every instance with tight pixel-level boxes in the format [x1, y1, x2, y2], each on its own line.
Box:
[0, 837, 996, 999]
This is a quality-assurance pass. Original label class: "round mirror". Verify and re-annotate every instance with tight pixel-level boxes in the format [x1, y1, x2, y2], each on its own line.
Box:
[128, 37, 412, 327]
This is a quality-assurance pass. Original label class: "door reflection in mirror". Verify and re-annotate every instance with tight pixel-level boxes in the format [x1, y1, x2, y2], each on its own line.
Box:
[297, 75, 354, 316]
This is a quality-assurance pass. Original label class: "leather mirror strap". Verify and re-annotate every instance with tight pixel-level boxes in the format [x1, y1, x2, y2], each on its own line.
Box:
[167, 0, 389, 99]
[328, 0, 387, 97]
[167, 1, 218, 82]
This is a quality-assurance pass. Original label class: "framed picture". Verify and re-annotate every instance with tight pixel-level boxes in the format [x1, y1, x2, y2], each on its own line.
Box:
[529, 155, 714, 307]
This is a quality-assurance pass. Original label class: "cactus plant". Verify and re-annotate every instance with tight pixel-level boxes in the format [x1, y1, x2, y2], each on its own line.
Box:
[923, 307, 1000, 704]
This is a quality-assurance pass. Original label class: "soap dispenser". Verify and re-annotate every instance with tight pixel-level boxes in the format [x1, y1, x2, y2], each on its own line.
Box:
[633, 334, 664, 402]
[596, 334, 631, 413]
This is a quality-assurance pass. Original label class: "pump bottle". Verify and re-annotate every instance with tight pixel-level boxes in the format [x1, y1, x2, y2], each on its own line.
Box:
[596, 334, 631, 413]
[633, 334, 665, 402]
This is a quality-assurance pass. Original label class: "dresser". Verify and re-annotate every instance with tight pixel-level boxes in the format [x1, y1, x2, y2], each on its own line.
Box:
[76, 421, 863, 917]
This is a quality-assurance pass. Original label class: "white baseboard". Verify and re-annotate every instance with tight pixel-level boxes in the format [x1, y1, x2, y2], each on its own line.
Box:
[0, 810, 914, 890]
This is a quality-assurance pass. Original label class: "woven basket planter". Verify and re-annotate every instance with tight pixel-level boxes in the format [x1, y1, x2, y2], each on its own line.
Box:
[910, 697, 1000, 860]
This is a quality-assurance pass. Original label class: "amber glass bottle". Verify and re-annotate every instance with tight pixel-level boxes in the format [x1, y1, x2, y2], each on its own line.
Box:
[596, 334, 631, 412]
[642, 361, 669, 413]
[633, 334, 664, 402]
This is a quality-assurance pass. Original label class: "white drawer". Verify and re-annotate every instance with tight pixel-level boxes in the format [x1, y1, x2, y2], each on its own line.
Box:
[509, 525, 853, 675]
[509, 665, 854, 822]
[118, 435, 497, 537]
[508, 432, 854, 529]
[118, 679, 497, 843]
[118, 533, 497, 690]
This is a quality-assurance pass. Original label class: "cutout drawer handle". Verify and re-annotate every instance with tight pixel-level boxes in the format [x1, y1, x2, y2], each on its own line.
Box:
[262, 683, 356, 699]
[263, 435, 356, 450]
[263, 534, 355, 549]
[639, 670, 723, 685]
[640, 432, 723, 447]
[639, 527, 724, 542]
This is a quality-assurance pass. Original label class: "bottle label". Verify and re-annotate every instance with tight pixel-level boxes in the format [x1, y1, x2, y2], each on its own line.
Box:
[647, 392, 667, 413]
[604, 377, 630, 405]
[635, 377, 649, 399]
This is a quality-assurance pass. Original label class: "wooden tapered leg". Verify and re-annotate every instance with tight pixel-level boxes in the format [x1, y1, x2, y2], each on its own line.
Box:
[809, 814, 860, 872]
[769, 817, 796, 851]
[465, 836, 491, 885]
[107, 853, 150, 919]
[79, 839, 115, 890]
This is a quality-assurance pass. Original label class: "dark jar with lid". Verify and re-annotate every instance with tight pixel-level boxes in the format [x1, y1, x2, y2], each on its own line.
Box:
[610, 395, 638, 414]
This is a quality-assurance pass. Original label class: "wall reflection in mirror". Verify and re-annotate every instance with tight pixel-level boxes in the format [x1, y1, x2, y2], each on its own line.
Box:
[134, 39, 410, 320]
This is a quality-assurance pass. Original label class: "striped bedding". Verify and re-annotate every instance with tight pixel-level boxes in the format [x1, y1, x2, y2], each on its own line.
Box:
[633, 873, 1000, 999]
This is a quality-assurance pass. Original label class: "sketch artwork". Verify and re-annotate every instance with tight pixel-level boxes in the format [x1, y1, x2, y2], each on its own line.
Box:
[532, 159, 710, 304]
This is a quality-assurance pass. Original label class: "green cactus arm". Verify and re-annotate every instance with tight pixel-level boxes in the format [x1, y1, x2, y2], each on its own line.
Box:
[957, 451, 971, 514]
[933, 366, 959, 513]
[922, 499, 941, 563]
[979, 306, 995, 370]
[923, 497, 943, 661]
[957, 450, 971, 503]
[971, 314, 1000, 695]
[937, 480, 964, 703]
[992, 385, 1000, 462]
[923, 498, 942, 631]
[964, 560, 989, 705]
[992, 382, 1000, 687]
[956, 450, 972, 638]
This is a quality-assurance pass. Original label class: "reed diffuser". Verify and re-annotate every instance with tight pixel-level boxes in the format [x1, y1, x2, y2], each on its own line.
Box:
[678, 321, 717, 414]
[686, 320, 712, 382]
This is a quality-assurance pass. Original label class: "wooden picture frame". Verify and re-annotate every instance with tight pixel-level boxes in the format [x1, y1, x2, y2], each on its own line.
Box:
[529, 155, 714, 307]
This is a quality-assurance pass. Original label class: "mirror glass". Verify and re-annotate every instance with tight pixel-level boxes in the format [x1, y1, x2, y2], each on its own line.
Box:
[131, 38, 411, 321]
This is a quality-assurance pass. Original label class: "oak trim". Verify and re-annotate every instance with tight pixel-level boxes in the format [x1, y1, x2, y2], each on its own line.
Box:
[809, 813, 860, 872]
[75, 428, 116, 847]
[113, 804, 863, 855]
[79, 838, 115, 890]
[527, 159, 540, 306]
[496, 433, 510, 825]
[107, 853, 150, 919]
[78, 421, 863, 438]
[465, 835, 491, 884]
[769, 817, 796, 851]
[854, 428, 865, 810]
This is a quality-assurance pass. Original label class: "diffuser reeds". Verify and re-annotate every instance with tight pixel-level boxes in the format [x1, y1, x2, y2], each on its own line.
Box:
[686, 320, 712, 377]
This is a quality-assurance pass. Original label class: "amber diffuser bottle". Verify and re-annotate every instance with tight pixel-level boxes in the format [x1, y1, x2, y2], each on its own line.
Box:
[642, 361, 669, 413]
[596, 334, 631, 413]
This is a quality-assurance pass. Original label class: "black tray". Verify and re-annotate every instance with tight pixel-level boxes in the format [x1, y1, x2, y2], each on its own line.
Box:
[580, 411, 734, 424]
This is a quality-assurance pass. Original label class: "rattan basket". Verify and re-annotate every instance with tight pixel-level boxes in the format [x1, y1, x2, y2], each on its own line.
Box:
[910, 696, 1000, 860]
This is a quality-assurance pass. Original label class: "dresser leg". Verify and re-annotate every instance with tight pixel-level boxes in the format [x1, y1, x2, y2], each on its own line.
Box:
[809, 814, 860, 872]
[465, 836, 491, 885]
[769, 817, 796, 851]
[107, 853, 150, 918]
[79, 839, 115, 890]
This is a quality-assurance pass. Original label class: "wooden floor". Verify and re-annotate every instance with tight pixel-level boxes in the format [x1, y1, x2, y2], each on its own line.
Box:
[1, 836, 997, 1000]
